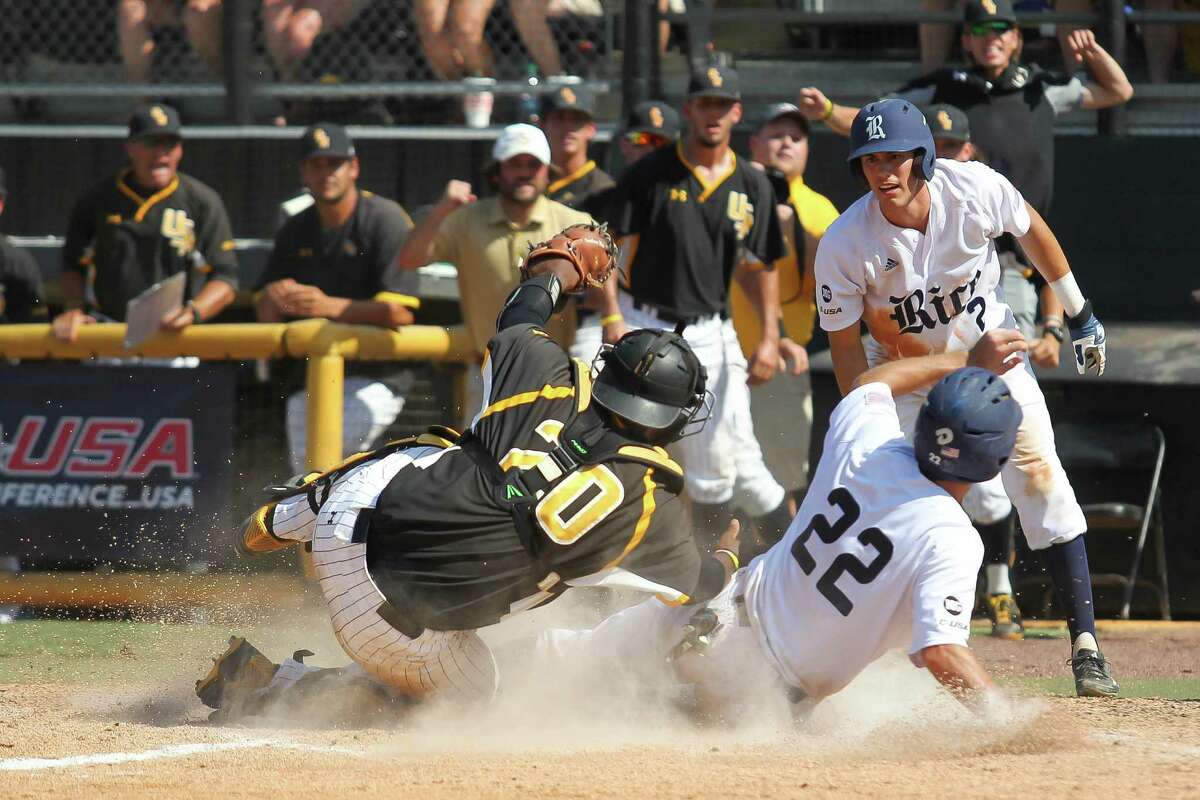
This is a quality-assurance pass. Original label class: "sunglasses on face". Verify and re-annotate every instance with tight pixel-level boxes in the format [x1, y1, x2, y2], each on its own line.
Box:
[968, 21, 1014, 36]
[626, 131, 670, 148]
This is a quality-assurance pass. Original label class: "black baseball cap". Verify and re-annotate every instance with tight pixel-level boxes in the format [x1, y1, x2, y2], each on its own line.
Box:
[300, 122, 356, 160]
[541, 84, 596, 118]
[625, 100, 680, 139]
[687, 65, 741, 101]
[926, 103, 971, 141]
[755, 101, 811, 136]
[127, 103, 182, 141]
[963, 0, 1017, 25]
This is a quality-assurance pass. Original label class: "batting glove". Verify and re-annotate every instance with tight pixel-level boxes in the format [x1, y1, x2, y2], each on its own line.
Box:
[1067, 301, 1106, 376]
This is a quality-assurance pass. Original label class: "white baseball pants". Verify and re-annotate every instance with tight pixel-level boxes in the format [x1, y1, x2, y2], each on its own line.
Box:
[269, 446, 499, 703]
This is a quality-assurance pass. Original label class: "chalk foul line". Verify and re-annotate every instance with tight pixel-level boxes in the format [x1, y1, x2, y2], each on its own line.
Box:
[0, 737, 364, 772]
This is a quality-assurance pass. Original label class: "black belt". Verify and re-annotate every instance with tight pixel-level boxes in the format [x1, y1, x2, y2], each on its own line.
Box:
[631, 299, 727, 327]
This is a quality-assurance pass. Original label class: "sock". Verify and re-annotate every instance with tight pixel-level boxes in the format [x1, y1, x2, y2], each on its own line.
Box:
[986, 564, 1013, 596]
[691, 499, 737, 552]
[1072, 632, 1099, 656]
[1041, 536, 1097, 646]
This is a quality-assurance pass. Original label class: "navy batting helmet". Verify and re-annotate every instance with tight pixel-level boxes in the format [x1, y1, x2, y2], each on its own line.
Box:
[847, 98, 936, 182]
[914, 367, 1022, 484]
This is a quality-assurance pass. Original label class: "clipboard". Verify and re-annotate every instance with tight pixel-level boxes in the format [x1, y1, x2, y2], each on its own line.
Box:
[124, 272, 187, 350]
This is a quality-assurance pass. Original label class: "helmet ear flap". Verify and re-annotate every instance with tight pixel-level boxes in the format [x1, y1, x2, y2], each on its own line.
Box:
[920, 146, 937, 181]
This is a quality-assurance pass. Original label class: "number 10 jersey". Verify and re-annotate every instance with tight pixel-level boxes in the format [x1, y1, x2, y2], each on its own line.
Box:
[744, 383, 983, 700]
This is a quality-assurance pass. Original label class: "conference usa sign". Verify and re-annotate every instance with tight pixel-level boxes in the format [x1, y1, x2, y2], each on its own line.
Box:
[0, 364, 233, 562]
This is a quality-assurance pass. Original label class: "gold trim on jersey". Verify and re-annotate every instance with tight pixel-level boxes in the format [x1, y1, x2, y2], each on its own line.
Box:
[674, 142, 737, 204]
[572, 357, 593, 413]
[617, 445, 683, 478]
[477, 384, 575, 420]
[604, 468, 658, 569]
[115, 169, 182, 223]
[546, 160, 597, 197]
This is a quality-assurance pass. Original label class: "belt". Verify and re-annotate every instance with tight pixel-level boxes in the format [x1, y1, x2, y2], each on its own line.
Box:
[630, 299, 726, 327]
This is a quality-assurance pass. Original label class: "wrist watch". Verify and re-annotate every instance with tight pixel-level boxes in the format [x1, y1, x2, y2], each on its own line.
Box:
[1043, 323, 1065, 343]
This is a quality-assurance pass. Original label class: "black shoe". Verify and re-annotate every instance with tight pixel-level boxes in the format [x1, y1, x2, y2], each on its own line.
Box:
[1070, 649, 1119, 697]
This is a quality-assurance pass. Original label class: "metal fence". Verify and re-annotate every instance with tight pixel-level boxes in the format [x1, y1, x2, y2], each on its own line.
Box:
[1, 1, 1199, 132]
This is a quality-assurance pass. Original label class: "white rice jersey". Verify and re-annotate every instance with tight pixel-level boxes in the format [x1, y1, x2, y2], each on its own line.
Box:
[744, 383, 982, 700]
[815, 159, 1031, 366]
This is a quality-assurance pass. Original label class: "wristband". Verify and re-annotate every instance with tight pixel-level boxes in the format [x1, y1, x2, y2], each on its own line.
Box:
[600, 313, 624, 327]
[1042, 323, 1065, 343]
[715, 548, 740, 571]
[187, 300, 202, 324]
[820, 97, 835, 122]
[1049, 273, 1086, 319]
[778, 319, 790, 340]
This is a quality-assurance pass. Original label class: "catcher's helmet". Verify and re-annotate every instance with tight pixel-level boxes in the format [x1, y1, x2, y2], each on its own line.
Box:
[591, 329, 711, 442]
[914, 367, 1023, 484]
[848, 98, 936, 182]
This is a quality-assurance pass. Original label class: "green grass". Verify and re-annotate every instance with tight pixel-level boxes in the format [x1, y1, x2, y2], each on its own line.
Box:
[971, 624, 1068, 639]
[1007, 676, 1200, 700]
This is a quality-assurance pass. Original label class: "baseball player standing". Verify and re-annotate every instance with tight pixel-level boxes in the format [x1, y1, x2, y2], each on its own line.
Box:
[814, 99, 1116, 697]
[197, 226, 740, 713]
[538, 330, 1028, 714]
[587, 65, 794, 550]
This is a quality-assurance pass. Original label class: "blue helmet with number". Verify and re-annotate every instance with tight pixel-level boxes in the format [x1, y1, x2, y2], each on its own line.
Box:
[847, 98, 937, 182]
[914, 367, 1023, 484]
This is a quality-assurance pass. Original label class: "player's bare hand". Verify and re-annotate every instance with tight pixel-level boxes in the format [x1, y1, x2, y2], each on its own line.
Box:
[748, 337, 780, 384]
[602, 318, 629, 345]
[966, 329, 1027, 375]
[797, 87, 831, 120]
[716, 518, 741, 557]
[50, 308, 96, 342]
[281, 283, 334, 318]
[1066, 28, 1102, 64]
[779, 337, 809, 375]
[159, 304, 195, 331]
[1029, 334, 1061, 369]
[439, 180, 476, 211]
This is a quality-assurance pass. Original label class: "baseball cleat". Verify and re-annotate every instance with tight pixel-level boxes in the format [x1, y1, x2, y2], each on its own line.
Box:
[195, 636, 279, 709]
[986, 593, 1025, 640]
[237, 502, 296, 556]
[1070, 649, 1120, 697]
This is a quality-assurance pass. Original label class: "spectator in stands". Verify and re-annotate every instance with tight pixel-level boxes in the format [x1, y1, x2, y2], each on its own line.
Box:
[541, 86, 614, 211]
[0, 166, 45, 325]
[510, 0, 604, 78]
[1145, 0, 1200, 83]
[256, 123, 418, 473]
[412, 0, 497, 80]
[731, 102, 839, 545]
[51, 104, 237, 343]
[395, 123, 593, 419]
[117, 0, 224, 83]
[262, 0, 372, 83]
[569, 99, 679, 361]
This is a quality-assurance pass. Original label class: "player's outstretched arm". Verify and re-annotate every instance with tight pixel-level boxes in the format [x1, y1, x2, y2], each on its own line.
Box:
[920, 644, 995, 697]
[850, 329, 1027, 397]
[797, 87, 857, 137]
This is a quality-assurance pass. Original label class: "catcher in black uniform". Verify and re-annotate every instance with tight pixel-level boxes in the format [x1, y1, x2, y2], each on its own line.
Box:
[197, 224, 741, 714]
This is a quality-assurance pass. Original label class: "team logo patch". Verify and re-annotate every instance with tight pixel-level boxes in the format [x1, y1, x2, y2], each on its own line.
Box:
[149, 106, 169, 127]
[649, 105, 664, 129]
[821, 284, 833, 303]
[865, 114, 886, 141]
[935, 428, 954, 445]
[707, 67, 723, 88]
[560, 87, 577, 105]
[311, 127, 331, 150]
[944, 596, 964, 616]
[937, 110, 953, 131]
[981, 0, 997, 15]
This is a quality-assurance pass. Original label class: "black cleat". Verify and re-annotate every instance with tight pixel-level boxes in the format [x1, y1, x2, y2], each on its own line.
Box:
[1071, 649, 1120, 697]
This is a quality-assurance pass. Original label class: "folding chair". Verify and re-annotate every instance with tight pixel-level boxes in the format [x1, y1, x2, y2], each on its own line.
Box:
[1053, 419, 1170, 620]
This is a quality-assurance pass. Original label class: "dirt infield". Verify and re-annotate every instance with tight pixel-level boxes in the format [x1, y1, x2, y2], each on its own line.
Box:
[2, 609, 1199, 799]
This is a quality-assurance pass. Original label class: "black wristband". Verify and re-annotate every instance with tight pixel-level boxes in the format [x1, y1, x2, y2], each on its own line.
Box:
[778, 319, 789, 340]
[188, 300, 202, 325]
[1066, 300, 1093, 330]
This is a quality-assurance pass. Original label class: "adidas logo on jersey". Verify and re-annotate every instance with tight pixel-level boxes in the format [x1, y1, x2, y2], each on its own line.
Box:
[883, 257, 899, 272]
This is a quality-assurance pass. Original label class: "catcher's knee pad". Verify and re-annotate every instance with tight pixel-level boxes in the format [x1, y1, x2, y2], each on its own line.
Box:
[237, 502, 298, 556]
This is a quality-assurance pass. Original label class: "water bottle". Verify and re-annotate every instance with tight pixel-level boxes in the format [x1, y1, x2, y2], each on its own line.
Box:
[518, 61, 540, 124]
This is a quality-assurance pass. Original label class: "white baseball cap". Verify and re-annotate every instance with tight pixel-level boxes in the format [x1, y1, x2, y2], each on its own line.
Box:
[492, 123, 551, 165]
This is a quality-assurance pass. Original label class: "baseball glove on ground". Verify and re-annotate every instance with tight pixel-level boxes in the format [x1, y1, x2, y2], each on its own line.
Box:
[520, 222, 618, 291]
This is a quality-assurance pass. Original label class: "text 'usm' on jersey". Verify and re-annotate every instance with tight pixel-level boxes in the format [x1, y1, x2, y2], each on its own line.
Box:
[365, 320, 714, 632]
[744, 382, 982, 699]
[610, 143, 784, 319]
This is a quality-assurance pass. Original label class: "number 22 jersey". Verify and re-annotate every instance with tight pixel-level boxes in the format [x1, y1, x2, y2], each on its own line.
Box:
[816, 159, 1031, 367]
[743, 383, 982, 699]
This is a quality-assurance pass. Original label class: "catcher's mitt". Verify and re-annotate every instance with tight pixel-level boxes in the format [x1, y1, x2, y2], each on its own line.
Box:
[520, 222, 618, 291]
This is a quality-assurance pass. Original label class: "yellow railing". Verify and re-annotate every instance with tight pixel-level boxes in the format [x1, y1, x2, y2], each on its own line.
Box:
[0, 322, 476, 472]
